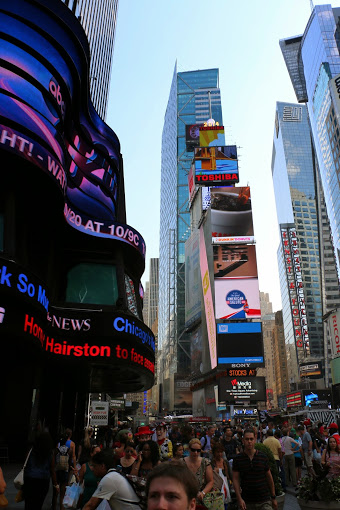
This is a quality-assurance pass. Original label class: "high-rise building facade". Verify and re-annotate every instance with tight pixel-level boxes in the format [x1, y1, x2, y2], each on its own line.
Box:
[272, 101, 340, 386]
[280, 5, 340, 279]
[158, 65, 223, 410]
[62, 0, 119, 120]
[146, 258, 159, 330]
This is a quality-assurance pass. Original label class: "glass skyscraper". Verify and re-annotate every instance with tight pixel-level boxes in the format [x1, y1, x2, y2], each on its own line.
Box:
[158, 64, 223, 410]
[280, 5, 340, 280]
[272, 101, 340, 386]
[62, 0, 119, 120]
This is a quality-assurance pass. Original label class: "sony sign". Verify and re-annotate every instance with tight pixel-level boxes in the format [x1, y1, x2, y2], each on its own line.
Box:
[328, 310, 340, 358]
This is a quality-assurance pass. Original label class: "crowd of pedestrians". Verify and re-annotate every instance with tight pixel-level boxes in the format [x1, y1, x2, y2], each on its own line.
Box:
[1, 417, 340, 509]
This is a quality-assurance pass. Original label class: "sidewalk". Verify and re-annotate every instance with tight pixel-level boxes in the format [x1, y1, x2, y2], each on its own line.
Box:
[1, 463, 54, 509]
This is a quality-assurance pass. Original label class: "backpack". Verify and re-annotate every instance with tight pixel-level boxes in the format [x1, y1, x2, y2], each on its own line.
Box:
[55, 445, 69, 471]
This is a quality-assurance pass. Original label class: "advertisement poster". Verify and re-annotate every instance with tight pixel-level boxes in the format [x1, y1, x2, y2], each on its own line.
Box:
[327, 309, 340, 359]
[185, 230, 201, 327]
[199, 226, 217, 369]
[190, 327, 203, 377]
[218, 376, 266, 403]
[174, 376, 192, 409]
[199, 126, 225, 147]
[215, 277, 261, 320]
[194, 146, 239, 185]
[211, 186, 254, 238]
[299, 362, 322, 379]
[213, 244, 258, 278]
[186, 124, 200, 149]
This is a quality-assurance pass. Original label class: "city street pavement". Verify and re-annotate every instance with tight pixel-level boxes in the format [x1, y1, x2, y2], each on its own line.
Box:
[2, 462, 302, 510]
[1, 463, 54, 510]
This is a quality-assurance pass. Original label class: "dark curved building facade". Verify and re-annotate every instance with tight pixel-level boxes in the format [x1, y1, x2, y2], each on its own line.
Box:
[0, 0, 154, 455]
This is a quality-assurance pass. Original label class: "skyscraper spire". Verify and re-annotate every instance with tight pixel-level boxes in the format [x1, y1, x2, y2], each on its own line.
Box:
[310, 0, 314, 12]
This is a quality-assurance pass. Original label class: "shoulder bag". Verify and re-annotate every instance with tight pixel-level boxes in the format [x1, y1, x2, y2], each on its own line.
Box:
[13, 449, 32, 490]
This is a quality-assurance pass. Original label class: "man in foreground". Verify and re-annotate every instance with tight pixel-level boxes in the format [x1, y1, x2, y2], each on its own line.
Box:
[146, 461, 198, 510]
[232, 428, 278, 510]
[82, 450, 141, 510]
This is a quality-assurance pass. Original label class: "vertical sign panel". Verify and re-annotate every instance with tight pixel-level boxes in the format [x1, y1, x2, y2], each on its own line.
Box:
[199, 226, 217, 369]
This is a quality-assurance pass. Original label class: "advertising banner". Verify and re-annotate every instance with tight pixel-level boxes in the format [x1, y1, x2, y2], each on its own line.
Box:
[327, 309, 340, 358]
[194, 146, 238, 186]
[199, 125, 225, 147]
[218, 376, 266, 403]
[185, 230, 201, 328]
[199, 226, 217, 369]
[303, 389, 332, 408]
[299, 362, 322, 379]
[217, 330, 264, 366]
[174, 377, 193, 409]
[211, 187, 254, 238]
[331, 357, 340, 385]
[213, 244, 258, 278]
[281, 226, 310, 358]
[188, 164, 196, 204]
[215, 277, 261, 320]
[186, 124, 200, 150]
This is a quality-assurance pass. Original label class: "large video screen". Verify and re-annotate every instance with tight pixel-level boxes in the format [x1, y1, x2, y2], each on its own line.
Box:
[211, 186, 254, 238]
[199, 125, 225, 147]
[213, 244, 258, 278]
[218, 376, 266, 403]
[194, 146, 239, 186]
[215, 277, 261, 320]
[217, 332, 264, 366]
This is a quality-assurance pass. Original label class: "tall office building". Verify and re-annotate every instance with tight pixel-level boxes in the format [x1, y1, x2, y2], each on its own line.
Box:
[62, 0, 119, 119]
[158, 65, 223, 410]
[280, 4, 340, 279]
[146, 258, 159, 330]
[272, 101, 340, 386]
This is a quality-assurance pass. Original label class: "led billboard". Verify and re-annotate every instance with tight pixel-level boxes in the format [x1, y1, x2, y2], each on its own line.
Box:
[299, 362, 322, 379]
[215, 278, 261, 320]
[213, 244, 258, 278]
[218, 376, 266, 403]
[211, 187, 254, 239]
[194, 146, 238, 186]
[217, 331, 264, 366]
[327, 309, 340, 359]
[199, 125, 225, 147]
[186, 124, 200, 150]
[304, 389, 332, 408]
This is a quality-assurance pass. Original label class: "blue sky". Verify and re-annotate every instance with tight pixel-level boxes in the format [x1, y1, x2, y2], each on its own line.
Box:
[106, 1, 340, 312]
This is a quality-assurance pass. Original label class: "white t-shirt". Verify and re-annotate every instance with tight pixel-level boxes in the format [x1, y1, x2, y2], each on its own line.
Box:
[282, 435, 299, 455]
[92, 470, 141, 510]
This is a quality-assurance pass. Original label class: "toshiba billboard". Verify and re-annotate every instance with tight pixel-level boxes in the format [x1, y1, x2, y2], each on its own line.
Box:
[328, 310, 340, 358]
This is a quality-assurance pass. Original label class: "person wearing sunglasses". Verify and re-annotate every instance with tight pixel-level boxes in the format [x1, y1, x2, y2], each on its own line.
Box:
[183, 438, 213, 508]
[120, 442, 137, 475]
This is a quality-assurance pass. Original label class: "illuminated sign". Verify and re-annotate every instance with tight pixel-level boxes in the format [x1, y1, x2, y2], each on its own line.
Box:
[212, 236, 255, 245]
[227, 368, 256, 377]
[185, 231, 201, 328]
[194, 146, 239, 186]
[217, 322, 262, 334]
[217, 332, 264, 366]
[188, 164, 196, 204]
[286, 391, 302, 408]
[90, 401, 109, 426]
[281, 226, 310, 358]
[299, 362, 322, 379]
[218, 377, 266, 403]
[213, 244, 258, 279]
[0, 1, 146, 259]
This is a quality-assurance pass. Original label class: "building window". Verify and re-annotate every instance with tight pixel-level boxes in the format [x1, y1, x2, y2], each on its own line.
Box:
[66, 263, 118, 305]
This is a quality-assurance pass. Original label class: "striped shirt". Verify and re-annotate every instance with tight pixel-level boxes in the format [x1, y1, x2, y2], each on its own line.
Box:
[233, 450, 270, 503]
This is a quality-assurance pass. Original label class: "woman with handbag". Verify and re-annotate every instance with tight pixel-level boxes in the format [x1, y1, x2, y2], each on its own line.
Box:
[23, 431, 57, 510]
[183, 438, 213, 509]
